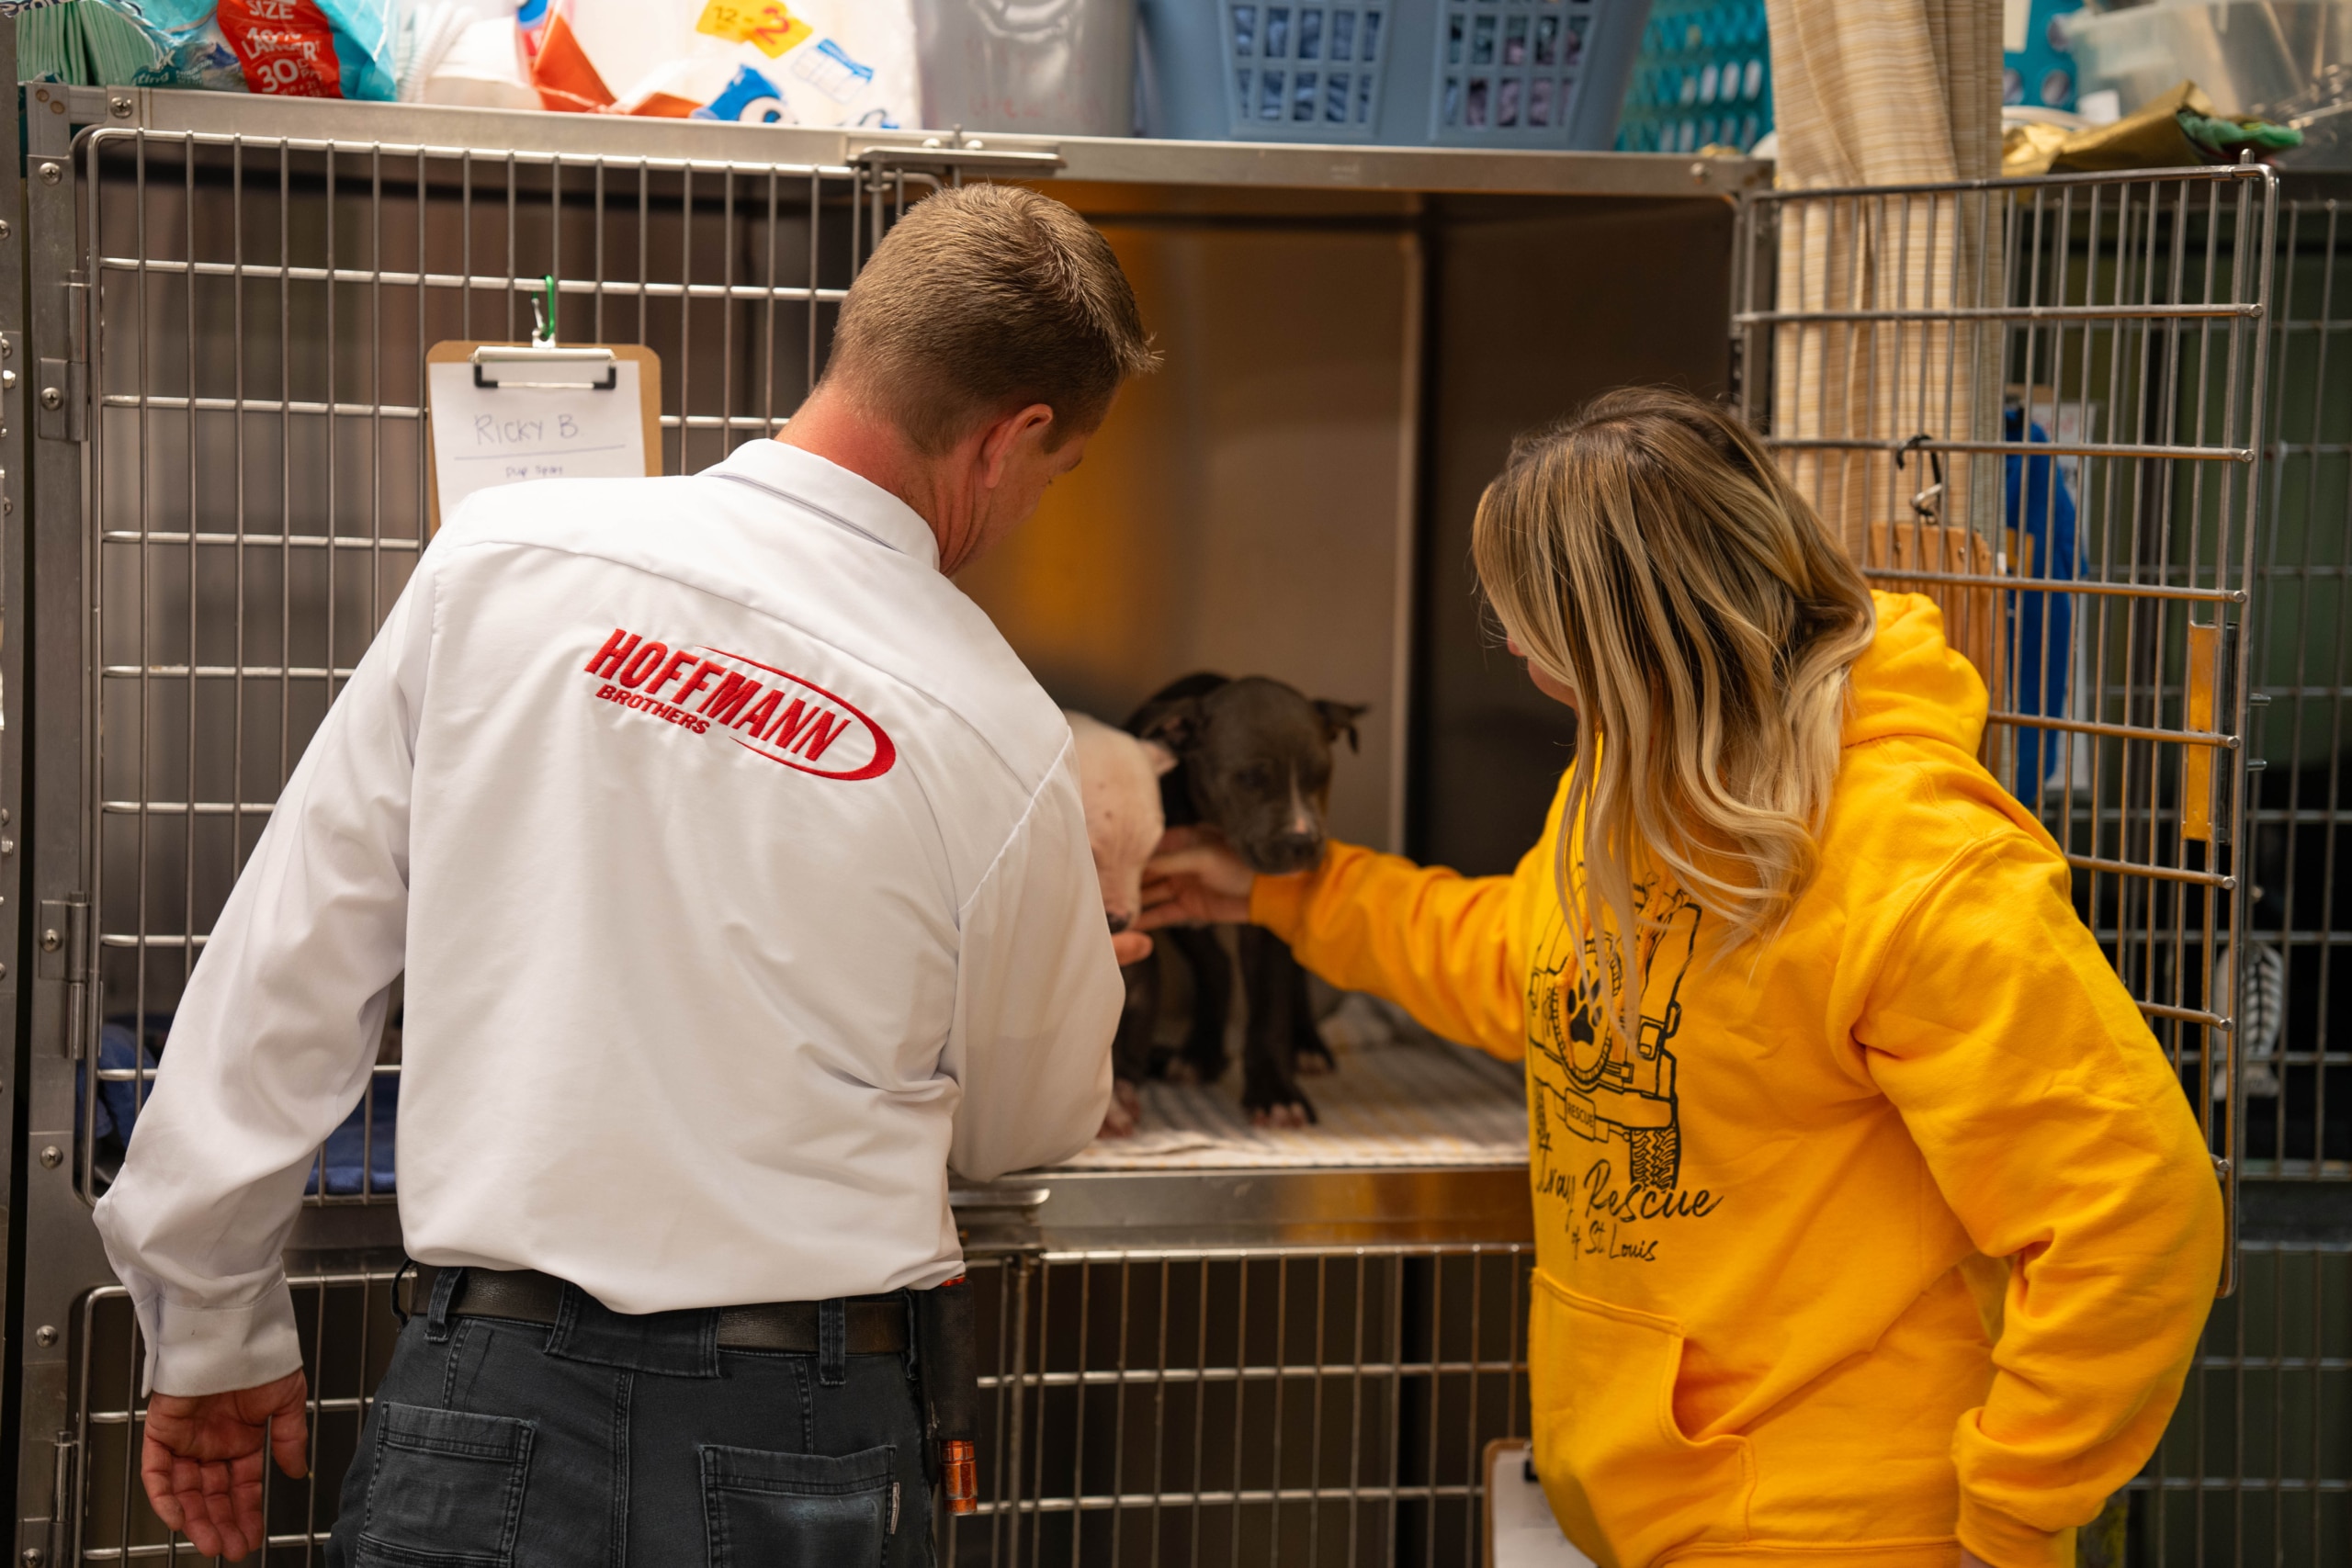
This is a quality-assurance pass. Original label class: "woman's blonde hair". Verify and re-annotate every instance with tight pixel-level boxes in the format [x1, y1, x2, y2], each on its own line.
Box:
[1472, 388, 1875, 1039]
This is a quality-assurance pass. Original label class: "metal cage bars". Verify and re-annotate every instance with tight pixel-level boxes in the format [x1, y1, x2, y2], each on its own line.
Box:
[2130, 1239, 2352, 1564]
[72, 127, 871, 1207]
[2247, 193, 2352, 1181]
[1735, 164, 2277, 1290]
[60, 1245, 1533, 1567]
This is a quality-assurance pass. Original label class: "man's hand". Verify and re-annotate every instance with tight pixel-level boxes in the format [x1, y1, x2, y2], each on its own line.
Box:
[1138, 827, 1257, 930]
[141, 1369, 310, 1561]
[1111, 931, 1152, 966]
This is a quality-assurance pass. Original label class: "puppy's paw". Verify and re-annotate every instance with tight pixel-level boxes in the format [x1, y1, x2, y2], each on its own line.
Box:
[1249, 1100, 1316, 1130]
[1295, 1039, 1336, 1076]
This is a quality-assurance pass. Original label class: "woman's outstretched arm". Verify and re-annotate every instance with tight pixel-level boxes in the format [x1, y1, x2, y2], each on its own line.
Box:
[1143, 807, 1559, 1063]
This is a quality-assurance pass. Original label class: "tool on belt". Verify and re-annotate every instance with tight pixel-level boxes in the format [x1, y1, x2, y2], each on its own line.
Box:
[915, 1274, 980, 1514]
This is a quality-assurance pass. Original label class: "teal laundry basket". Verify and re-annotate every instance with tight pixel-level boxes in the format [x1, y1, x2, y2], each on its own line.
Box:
[1138, 0, 1650, 149]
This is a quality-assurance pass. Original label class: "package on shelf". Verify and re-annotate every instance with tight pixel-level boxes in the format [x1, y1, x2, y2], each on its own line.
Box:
[21, 0, 400, 99]
[22, 0, 912, 126]
[484, 0, 915, 128]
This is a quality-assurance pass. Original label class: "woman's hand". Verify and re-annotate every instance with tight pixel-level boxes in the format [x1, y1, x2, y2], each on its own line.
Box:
[1138, 827, 1256, 929]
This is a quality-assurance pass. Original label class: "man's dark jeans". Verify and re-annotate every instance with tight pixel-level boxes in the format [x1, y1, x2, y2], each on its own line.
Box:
[325, 1269, 933, 1566]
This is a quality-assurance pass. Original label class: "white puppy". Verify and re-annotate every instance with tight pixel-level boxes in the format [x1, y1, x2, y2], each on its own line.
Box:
[1065, 709, 1177, 938]
[1066, 710, 1177, 1139]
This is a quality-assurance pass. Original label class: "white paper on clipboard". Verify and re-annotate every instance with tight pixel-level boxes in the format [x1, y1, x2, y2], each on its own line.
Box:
[427, 354, 648, 526]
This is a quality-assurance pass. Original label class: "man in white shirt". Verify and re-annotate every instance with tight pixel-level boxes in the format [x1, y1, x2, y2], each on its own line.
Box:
[93, 182, 1157, 1565]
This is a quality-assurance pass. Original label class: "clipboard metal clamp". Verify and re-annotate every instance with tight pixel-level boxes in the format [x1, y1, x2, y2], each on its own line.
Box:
[470, 275, 618, 391]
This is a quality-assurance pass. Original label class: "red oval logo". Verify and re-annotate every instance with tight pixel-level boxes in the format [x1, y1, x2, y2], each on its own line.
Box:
[699, 647, 897, 782]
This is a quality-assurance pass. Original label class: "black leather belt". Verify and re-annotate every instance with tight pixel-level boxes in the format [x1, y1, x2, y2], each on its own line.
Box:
[407, 1265, 910, 1355]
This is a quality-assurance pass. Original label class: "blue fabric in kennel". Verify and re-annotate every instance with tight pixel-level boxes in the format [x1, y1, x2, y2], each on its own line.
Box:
[85, 1015, 397, 1195]
[2005, 406, 2079, 801]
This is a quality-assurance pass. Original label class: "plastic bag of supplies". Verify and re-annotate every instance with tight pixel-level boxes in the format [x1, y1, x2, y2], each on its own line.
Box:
[19, 0, 399, 99]
[520, 0, 913, 127]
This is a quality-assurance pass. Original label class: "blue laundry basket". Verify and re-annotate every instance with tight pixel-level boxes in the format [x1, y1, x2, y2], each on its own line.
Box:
[1139, 0, 1649, 149]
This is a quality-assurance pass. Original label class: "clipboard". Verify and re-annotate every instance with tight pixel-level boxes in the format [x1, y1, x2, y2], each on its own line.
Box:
[424, 279, 663, 533]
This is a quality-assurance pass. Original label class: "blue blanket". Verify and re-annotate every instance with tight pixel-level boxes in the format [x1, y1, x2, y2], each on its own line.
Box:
[2006, 408, 2079, 800]
[84, 1019, 397, 1195]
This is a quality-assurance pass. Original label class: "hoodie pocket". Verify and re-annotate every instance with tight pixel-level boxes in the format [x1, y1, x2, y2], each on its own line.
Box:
[1527, 1268, 1752, 1568]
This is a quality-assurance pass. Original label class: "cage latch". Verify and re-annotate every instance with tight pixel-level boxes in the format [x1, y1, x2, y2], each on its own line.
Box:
[2182, 622, 2239, 845]
[1894, 434, 1944, 524]
[852, 142, 1065, 177]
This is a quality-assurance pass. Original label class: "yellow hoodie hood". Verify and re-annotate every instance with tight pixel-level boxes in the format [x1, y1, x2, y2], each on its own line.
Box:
[1256, 592, 2220, 1568]
[1843, 590, 1988, 753]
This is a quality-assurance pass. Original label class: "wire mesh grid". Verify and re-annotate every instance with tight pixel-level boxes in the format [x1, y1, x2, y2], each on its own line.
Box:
[61, 1246, 1532, 1566]
[66, 1263, 403, 1564]
[956, 1245, 1532, 1568]
[72, 127, 875, 1205]
[1736, 165, 2275, 1281]
[2129, 1239, 2352, 1563]
[2247, 193, 2352, 1179]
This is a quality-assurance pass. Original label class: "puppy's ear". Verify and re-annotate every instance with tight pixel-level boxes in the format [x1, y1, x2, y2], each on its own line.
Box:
[1315, 700, 1369, 754]
[1138, 738, 1180, 777]
[1137, 696, 1204, 753]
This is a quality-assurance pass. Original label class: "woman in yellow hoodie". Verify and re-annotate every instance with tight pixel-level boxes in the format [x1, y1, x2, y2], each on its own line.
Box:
[1143, 389, 2222, 1568]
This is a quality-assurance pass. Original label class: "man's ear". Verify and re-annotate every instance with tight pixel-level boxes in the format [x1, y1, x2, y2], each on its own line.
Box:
[979, 401, 1057, 488]
[1136, 698, 1203, 754]
[1315, 700, 1369, 754]
[1138, 738, 1180, 777]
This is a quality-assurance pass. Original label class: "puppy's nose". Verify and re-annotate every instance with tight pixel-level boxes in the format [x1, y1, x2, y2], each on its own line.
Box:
[1262, 831, 1323, 873]
[1106, 910, 1134, 934]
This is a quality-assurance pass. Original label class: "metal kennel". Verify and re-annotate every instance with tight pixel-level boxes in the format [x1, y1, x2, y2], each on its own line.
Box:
[1739, 163, 2352, 1562]
[0, 72, 1755, 1564]
[1736, 165, 2272, 1278]
[3, 60, 2335, 1568]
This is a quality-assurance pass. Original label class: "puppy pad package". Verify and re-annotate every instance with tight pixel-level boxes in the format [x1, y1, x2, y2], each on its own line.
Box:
[551, 0, 913, 128]
[26, 0, 398, 98]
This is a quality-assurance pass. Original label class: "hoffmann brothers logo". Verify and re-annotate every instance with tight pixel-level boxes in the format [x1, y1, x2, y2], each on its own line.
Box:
[583, 627, 897, 782]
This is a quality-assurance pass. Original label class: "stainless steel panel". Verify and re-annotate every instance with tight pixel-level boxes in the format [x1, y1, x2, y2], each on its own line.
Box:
[8, 89, 1650, 1566]
[957, 196, 1421, 847]
[1412, 194, 1737, 873]
[71, 83, 1771, 202]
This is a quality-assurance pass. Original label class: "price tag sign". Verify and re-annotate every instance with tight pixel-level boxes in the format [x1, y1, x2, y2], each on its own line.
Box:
[695, 0, 812, 59]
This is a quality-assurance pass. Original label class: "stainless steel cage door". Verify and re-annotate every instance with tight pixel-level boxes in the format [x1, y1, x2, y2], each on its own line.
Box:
[1734, 164, 2278, 1292]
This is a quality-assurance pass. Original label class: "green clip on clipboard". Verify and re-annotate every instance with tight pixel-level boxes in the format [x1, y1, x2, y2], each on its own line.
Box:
[425, 276, 663, 533]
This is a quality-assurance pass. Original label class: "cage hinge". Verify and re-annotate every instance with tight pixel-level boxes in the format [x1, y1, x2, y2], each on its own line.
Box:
[36, 898, 90, 985]
[38, 278, 90, 444]
[34, 357, 83, 445]
[42, 1427, 77, 1567]
[38, 898, 93, 1059]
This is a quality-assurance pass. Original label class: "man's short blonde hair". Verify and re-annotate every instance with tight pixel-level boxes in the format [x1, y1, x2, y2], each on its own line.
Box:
[825, 183, 1159, 453]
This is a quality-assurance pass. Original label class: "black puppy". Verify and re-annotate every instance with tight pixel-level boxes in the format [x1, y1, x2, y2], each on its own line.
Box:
[1116, 673, 1366, 1125]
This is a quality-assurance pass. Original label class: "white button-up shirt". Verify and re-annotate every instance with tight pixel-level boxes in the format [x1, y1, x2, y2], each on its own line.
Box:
[93, 441, 1122, 1396]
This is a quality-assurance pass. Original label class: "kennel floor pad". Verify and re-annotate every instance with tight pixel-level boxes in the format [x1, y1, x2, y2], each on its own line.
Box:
[1057, 1029, 1531, 1170]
